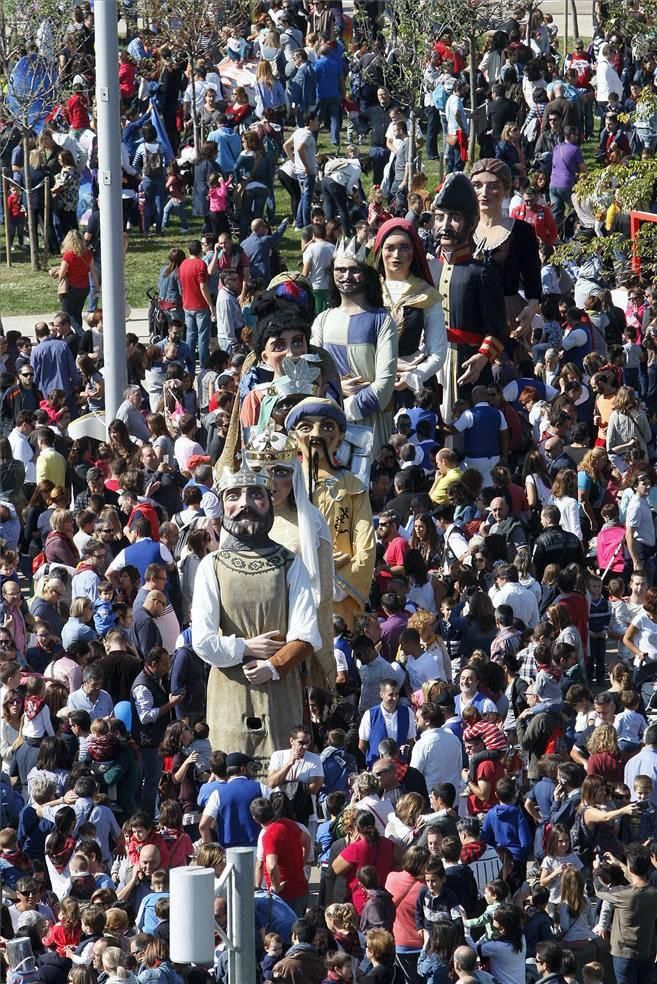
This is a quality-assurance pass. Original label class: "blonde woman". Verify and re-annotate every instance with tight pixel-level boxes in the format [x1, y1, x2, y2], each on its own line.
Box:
[606, 385, 652, 471]
[577, 447, 612, 534]
[585, 723, 624, 782]
[254, 59, 286, 118]
[407, 609, 452, 685]
[384, 792, 425, 847]
[44, 508, 80, 567]
[49, 229, 99, 331]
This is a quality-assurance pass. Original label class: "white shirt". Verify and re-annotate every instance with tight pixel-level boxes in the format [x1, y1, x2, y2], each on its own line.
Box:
[174, 435, 205, 473]
[268, 749, 324, 822]
[553, 494, 583, 540]
[410, 725, 463, 794]
[489, 581, 540, 629]
[292, 127, 317, 176]
[267, 749, 324, 792]
[9, 428, 35, 482]
[442, 523, 469, 574]
[358, 703, 416, 744]
[324, 159, 362, 193]
[406, 650, 444, 690]
[629, 610, 657, 661]
[303, 240, 336, 290]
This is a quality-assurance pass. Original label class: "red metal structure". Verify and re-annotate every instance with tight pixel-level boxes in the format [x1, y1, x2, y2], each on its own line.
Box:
[629, 210, 657, 273]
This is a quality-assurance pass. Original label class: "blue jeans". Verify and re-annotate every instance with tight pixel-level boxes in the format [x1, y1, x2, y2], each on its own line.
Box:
[184, 307, 212, 368]
[139, 746, 163, 818]
[295, 172, 315, 228]
[446, 142, 463, 173]
[318, 96, 342, 145]
[322, 176, 352, 235]
[647, 365, 657, 405]
[141, 175, 166, 233]
[613, 956, 656, 984]
[426, 106, 440, 159]
[162, 198, 189, 230]
[549, 186, 572, 227]
[369, 146, 387, 184]
[240, 185, 269, 238]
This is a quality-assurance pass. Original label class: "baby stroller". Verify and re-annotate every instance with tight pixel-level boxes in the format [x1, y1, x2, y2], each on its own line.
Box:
[146, 287, 168, 343]
[635, 660, 657, 725]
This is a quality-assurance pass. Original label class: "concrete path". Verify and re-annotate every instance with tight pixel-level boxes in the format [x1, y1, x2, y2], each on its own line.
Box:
[1, 308, 151, 343]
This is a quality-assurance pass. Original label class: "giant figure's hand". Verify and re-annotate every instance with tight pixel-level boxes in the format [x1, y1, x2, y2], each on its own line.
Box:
[244, 631, 285, 659]
[243, 660, 275, 685]
[457, 353, 488, 387]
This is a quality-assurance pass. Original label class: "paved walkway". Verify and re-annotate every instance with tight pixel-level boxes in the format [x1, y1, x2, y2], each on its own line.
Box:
[1, 308, 151, 343]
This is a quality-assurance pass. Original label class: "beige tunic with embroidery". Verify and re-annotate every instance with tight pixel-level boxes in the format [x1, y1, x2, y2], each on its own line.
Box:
[195, 545, 309, 772]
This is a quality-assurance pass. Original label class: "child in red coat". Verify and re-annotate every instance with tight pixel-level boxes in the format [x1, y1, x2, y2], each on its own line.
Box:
[6, 187, 25, 251]
[42, 897, 81, 956]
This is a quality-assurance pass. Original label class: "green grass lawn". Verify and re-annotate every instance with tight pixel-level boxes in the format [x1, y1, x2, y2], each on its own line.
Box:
[0, 128, 589, 318]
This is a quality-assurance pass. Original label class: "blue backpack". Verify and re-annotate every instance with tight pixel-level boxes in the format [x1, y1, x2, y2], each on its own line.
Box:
[319, 747, 356, 799]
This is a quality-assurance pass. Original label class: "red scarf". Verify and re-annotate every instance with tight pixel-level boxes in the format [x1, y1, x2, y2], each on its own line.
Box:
[47, 835, 76, 873]
[24, 696, 45, 721]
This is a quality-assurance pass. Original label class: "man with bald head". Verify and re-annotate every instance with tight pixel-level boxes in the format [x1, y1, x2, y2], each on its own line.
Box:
[544, 435, 576, 478]
[452, 385, 509, 485]
[429, 448, 463, 505]
[131, 590, 165, 660]
[240, 216, 289, 283]
[453, 944, 483, 983]
[117, 844, 162, 908]
[482, 497, 530, 561]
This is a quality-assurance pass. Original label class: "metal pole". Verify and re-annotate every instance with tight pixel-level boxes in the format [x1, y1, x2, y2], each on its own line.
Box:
[2, 175, 11, 267]
[226, 847, 255, 984]
[95, 0, 127, 430]
[43, 176, 50, 267]
[564, 0, 569, 75]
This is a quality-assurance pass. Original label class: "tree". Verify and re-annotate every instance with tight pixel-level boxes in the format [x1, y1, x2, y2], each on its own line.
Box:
[138, 0, 249, 153]
[352, 0, 448, 183]
[433, 0, 514, 165]
[552, 158, 657, 278]
[0, 0, 71, 270]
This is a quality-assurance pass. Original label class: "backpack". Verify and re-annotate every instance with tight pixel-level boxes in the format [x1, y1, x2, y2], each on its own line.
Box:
[319, 747, 353, 798]
[32, 550, 47, 575]
[171, 511, 206, 563]
[570, 809, 596, 865]
[143, 146, 164, 178]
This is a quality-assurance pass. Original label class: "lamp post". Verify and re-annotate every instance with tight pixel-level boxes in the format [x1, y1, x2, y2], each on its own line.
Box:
[95, 0, 127, 428]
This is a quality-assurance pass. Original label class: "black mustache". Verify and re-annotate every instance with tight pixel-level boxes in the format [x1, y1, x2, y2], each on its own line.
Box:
[235, 509, 259, 520]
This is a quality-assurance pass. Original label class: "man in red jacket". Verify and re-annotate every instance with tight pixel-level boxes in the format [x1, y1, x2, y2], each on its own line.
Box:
[510, 186, 558, 246]
[66, 83, 91, 138]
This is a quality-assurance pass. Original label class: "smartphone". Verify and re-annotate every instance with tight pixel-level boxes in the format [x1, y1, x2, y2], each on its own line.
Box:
[163, 454, 171, 466]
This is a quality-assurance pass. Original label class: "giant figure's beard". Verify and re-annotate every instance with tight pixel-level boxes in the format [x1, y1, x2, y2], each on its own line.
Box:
[222, 508, 274, 543]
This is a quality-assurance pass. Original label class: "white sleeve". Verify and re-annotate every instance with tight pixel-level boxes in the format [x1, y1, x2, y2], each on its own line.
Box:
[562, 327, 588, 350]
[402, 301, 448, 393]
[334, 647, 349, 672]
[285, 553, 322, 650]
[105, 549, 127, 576]
[159, 543, 174, 564]
[453, 410, 474, 433]
[190, 554, 246, 668]
[202, 789, 220, 819]
[498, 410, 508, 431]
[410, 739, 425, 772]
[358, 709, 372, 741]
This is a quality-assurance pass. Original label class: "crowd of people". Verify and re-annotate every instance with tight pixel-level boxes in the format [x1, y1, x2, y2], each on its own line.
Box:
[7, 1, 657, 984]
